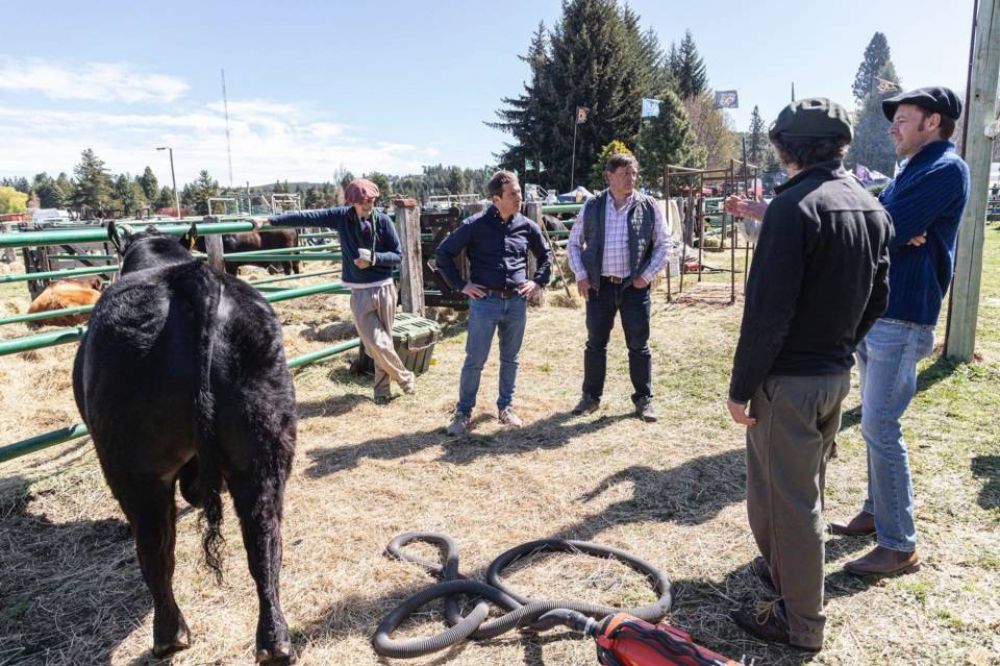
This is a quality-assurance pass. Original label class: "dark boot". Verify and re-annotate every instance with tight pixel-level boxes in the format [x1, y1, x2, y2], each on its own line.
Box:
[828, 510, 876, 537]
[844, 545, 920, 578]
[730, 600, 820, 652]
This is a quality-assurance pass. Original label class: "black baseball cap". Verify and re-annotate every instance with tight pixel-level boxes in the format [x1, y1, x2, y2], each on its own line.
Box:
[769, 97, 853, 142]
[882, 86, 962, 121]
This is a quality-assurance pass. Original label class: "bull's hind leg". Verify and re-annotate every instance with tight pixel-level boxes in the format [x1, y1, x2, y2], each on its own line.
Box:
[115, 474, 191, 657]
[228, 469, 294, 664]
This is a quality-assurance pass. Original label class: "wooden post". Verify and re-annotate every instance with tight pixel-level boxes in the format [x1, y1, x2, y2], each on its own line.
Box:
[945, 0, 1000, 361]
[394, 198, 425, 316]
[203, 216, 225, 273]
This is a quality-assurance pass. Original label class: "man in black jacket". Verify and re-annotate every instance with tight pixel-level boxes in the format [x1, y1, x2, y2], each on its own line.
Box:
[724, 98, 892, 651]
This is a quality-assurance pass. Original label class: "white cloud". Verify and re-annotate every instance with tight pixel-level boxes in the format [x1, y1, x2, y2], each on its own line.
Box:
[0, 97, 438, 185]
[0, 57, 188, 103]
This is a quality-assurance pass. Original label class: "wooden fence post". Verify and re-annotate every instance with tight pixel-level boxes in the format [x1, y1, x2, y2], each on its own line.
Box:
[394, 199, 425, 316]
[203, 216, 225, 273]
[945, 0, 1000, 361]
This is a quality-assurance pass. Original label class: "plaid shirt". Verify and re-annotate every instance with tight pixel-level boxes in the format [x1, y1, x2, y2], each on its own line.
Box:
[568, 192, 669, 281]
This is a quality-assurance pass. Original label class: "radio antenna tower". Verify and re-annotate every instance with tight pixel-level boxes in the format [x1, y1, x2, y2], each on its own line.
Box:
[221, 68, 234, 187]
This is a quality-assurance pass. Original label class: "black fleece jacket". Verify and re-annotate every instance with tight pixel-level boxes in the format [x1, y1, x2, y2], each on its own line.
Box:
[728, 161, 893, 403]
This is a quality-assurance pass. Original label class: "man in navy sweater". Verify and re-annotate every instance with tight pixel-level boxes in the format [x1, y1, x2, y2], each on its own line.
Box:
[832, 87, 970, 577]
[261, 178, 416, 405]
[436, 170, 551, 436]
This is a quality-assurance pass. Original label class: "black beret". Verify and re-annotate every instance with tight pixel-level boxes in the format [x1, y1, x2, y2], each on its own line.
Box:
[768, 97, 853, 142]
[882, 86, 962, 121]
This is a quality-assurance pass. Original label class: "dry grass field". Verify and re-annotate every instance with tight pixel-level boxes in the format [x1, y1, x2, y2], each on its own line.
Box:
[1, 231, 998, 666]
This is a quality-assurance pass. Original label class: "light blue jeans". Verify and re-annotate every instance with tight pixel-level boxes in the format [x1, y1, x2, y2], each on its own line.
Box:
[456, 295, 527, 416]
[857, 318, 935, 552]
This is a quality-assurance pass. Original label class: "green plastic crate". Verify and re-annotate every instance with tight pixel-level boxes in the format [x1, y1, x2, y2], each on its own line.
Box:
[357, 312, 441, 375]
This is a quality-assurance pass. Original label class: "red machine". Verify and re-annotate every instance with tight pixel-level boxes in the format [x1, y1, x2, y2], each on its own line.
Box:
[593, 613, 741, 666]
[542, 610, 741, 666]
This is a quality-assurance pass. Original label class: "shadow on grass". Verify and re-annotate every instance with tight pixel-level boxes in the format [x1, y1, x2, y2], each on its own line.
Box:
[841, 353, 958, 429]
[0, 476, 149, 666]
[971, 455, 1000, 510]
[304, 410, 632, 477]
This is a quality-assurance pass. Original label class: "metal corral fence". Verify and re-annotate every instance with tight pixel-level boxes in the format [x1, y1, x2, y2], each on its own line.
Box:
[0, 218, 358, 464]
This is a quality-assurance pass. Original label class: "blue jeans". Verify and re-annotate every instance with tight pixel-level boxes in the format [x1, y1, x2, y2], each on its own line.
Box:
[456, 295, 527, 416]
[857, 318, 935, 552]
[582, 280, 652, 403]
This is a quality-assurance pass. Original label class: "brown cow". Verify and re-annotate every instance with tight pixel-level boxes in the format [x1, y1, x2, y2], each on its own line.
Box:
[27, 277, 104, 327]
[198, 230, 301, 276]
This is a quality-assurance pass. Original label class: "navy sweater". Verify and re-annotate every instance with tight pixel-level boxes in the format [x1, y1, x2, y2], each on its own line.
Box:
[879, 141, 969, 325]
[435, 205, 551, 291]
[269, 206, 401, 285]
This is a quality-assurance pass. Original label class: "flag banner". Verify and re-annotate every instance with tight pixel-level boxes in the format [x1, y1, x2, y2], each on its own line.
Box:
[576, 106, 590, 124]
[714, 90, 739, 109]
[525, 159, 535, 171]
[538, 160, 545, 172]
[641, 98, 662, 118]
[873, 76, 901, 95]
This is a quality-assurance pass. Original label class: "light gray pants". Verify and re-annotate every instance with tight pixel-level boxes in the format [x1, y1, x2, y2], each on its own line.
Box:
[746, 372, 850, 650]
[350, 283, 414, 398]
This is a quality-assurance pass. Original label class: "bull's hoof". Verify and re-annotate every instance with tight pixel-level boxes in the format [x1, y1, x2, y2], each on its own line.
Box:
[152, 619, 191, 658]
[152, 637, 190, 658]
[256, 641, 295, 664]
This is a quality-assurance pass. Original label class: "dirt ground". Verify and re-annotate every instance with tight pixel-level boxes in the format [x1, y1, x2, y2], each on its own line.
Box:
[0, 251, 997, 666]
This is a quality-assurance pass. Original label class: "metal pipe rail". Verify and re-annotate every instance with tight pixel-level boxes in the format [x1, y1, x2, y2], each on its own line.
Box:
[0, 279, 349, 355]
[0, 265, 119, 284]
[0, 221, 258, 249]
[0, 337, 363, 464]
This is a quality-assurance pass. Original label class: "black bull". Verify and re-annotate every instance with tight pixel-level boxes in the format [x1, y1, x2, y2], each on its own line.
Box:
[73, 224, 297, 663]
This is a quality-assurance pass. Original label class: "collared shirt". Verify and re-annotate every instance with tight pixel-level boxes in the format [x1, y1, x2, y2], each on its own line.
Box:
[435, 205, 551, 291]
[567, 192, 670, 282]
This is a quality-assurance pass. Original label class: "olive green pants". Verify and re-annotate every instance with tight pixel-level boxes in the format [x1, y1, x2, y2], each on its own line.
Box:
[746, 372, 850, 650]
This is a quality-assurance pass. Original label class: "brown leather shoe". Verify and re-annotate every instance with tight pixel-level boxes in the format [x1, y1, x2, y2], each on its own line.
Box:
[844, 545, 921, 578]
[828, 510, 876, 537]
[730, 600, 821, 652]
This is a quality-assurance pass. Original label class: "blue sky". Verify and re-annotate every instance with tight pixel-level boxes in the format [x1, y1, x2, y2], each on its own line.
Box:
[0, 0, 976, 187]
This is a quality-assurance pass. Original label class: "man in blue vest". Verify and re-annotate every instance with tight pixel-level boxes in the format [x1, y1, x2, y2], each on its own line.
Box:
[567, 153, 669, 422]
[831, 87, 970, 578]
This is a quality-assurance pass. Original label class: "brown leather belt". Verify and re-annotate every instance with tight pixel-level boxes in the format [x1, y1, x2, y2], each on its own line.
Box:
[485, 288, 518, 298]
[601, 275, 626, 284]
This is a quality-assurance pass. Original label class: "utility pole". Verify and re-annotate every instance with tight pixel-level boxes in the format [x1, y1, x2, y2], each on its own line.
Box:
[156, 146, 181, 218]
[945, 0, 1000, 361]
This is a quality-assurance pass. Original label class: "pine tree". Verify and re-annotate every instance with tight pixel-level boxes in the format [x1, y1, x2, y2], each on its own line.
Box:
[848, 59, 901, 175]
[112, 174, 147, 216]
[852, 32, 892, 104]
[670, 30, 708, 99]
[189, 170, 220, 216]
[72, 149, 113, 218]
[491, 0, 676, 190]
[447, 166, 467, 194]
[636, 90, 703, 190]
[138, 166, 159, 202]
[746, 106, 766, 167]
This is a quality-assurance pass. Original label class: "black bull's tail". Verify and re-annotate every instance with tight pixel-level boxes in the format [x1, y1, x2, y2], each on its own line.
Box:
[176, 262, 227, 581]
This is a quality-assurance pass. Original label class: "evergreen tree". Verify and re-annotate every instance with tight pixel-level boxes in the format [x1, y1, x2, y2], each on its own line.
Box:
[852, 32, 892, 104]
[670, 30, 708, 99]
[112, 173, 147, 216]
[156, 186, 176, 212]
[447, 166, 467, 194]
[491, 0, 677, 190]
[189, 170, 220, 216]
[138, 166, 159, 202]
[636, 89, 703, 190]
[72, 149, 113, 218]
[747, 105, 766, 167]
[32, 172, 67, 209]
[848, 60, 901, 175]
